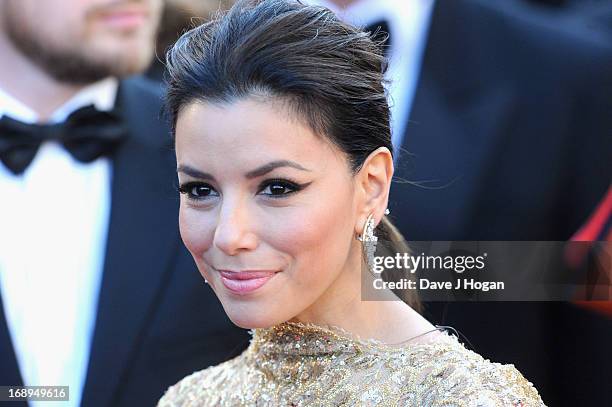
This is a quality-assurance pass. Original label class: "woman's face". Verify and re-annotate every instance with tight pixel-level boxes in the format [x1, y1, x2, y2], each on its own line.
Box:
[175, 98, 363, 328]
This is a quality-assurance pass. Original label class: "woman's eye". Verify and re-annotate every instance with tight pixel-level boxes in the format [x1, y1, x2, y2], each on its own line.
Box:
[259, 180, 301, 197]
[178, 182, 218, 199]
[178, 179, 304, 200]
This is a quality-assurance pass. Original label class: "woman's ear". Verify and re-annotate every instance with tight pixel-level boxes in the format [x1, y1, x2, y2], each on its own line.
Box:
[355, 147, 394, 235]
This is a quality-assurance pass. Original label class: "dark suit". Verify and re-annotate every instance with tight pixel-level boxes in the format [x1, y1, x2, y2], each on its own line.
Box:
[390, 0, 611, 241]
[388, 1, 612, 406]
[0, 77, 250, 407]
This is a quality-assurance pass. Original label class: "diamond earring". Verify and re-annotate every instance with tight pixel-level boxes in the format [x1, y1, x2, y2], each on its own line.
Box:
[357, 213, 378, 272]
[356, 209, 389, 242]
[357, 213, 377, 243]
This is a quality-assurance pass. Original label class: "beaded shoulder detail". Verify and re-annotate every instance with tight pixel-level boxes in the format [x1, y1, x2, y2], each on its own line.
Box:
[158, 322, 547, 406]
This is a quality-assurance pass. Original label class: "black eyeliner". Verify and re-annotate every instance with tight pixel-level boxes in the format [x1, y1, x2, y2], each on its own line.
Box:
[258, 178, 312, 197]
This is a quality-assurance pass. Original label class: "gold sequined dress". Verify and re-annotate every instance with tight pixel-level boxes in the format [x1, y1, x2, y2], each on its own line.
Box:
[158, 322, 546, 406]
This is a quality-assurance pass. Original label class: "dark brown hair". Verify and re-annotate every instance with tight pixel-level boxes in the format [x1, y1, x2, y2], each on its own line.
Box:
[164, 0, 420, 311]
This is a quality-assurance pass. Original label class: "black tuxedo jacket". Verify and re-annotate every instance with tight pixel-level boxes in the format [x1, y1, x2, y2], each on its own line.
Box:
[0, 77, 250, 407]
[389, 0, 612, 241]
[388, 2, 612, 406]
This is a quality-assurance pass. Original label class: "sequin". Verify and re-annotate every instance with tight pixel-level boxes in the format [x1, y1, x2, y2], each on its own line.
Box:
[158, 322, 546, 406]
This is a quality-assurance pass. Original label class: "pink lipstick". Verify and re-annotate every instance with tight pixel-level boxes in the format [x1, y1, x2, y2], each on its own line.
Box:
[218, 270, 276, 295]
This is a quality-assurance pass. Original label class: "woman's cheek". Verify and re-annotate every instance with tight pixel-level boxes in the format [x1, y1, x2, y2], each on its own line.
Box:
[271, 204, 343, 274]
[266, 208, 320, 254]
[178, 205, 214, 258]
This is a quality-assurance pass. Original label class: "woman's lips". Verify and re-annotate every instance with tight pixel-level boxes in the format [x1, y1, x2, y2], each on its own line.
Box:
[217, 270, 277, 295]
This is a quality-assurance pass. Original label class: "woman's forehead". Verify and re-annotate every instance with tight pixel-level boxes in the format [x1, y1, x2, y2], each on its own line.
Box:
[174, 99, 345, 173]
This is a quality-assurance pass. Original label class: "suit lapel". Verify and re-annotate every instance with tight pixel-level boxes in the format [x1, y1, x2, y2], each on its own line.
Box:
[81, 78, 180, 407]
[0, 294, 27, 407]
[390, 0, 518, 240]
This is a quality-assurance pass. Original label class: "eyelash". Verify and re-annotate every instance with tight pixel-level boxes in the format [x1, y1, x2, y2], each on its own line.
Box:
[177, 178, 306, 201]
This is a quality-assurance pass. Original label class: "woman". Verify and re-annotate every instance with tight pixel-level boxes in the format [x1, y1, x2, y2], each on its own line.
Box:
[158, 0, 546, 405]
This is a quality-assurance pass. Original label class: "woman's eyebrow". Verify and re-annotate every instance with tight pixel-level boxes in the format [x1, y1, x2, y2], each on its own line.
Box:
[245, 160, 311, 179]
[177, 165, 216, 181]
[177, 160, 311, 181]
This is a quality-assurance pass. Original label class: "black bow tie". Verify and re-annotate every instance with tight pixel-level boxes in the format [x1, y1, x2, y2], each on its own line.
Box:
[0, 104, 127, 175]
[365, 19, 392, 57]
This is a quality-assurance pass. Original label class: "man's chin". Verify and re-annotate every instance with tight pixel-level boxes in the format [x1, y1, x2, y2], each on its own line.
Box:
[77, 47, 153, 78]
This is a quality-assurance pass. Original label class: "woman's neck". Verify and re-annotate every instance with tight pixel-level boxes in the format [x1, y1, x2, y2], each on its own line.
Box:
[290, 254, 436, 344]
[294, 297, 436, 344]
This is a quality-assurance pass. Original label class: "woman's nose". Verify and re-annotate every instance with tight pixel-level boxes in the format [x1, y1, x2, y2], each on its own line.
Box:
[213, 199, 258, 256]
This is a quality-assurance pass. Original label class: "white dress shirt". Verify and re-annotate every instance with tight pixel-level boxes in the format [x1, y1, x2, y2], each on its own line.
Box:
[306, 0, 435, 154]
[0, 78, 118, 407]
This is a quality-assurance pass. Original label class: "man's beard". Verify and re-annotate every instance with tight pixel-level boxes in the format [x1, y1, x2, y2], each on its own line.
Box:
[3, 9, 152, 84]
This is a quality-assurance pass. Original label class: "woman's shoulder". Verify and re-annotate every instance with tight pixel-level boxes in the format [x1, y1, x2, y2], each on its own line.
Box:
[402, 331, 546, 406]
[157, 353, 245, 407]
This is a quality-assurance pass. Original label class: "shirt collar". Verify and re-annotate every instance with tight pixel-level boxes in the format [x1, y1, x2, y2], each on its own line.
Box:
[306, 0, 416, 27]
[0, 77, 119, 124]
[303, 0, 434, 58]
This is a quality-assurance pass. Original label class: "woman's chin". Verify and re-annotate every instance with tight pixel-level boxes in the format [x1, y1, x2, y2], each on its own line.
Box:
[224, 308, 289, 330]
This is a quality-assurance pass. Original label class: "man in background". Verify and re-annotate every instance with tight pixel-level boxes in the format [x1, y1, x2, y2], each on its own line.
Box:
[0, 1, 248, 406]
